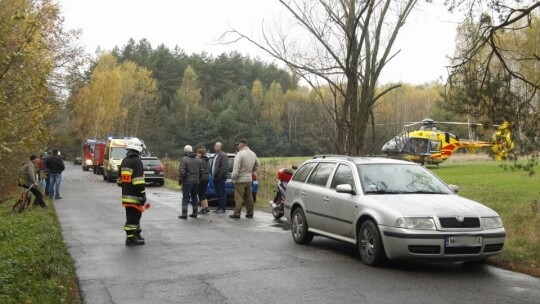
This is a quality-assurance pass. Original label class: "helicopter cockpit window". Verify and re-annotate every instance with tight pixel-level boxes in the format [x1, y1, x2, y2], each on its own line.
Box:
[429, 140, 441, 153]
[402, 138, 430, 155]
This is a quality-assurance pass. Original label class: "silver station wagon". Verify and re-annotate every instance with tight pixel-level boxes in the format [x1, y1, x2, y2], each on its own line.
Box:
[284, 155, 506, 266]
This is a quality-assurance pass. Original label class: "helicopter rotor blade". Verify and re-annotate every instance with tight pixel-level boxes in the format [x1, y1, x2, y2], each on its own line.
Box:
[434, 121, 484, 126]
[368, 122, 419, 127]
[403, 121, 422, 128]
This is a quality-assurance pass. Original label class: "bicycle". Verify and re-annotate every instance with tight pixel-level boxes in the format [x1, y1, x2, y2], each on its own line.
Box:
[11, 185, 35, 215]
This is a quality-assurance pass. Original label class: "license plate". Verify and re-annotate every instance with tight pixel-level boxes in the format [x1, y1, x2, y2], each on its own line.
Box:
[144, 171, 154, 175]
[445, 236, 482, 247]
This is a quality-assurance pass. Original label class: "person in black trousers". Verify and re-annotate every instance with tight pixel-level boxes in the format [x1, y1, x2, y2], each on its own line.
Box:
[197, 148, 211, 214]
[212, 142, 229, 214]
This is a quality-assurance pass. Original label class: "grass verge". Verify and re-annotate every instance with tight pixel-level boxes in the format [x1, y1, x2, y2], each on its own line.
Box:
[0, 196, 81, 303]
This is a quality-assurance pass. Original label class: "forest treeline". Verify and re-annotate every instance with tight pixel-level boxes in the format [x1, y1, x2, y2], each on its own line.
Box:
[62, 38, 451, 158]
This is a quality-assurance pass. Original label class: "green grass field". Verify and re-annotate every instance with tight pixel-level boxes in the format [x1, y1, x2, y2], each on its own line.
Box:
[0, 196, 81, 303]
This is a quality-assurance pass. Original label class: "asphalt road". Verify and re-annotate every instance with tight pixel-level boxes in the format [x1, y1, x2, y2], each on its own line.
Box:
[55, 164, 539, 304]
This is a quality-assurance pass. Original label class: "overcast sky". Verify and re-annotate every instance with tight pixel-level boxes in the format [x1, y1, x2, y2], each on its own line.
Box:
[59, 0, 462, 85]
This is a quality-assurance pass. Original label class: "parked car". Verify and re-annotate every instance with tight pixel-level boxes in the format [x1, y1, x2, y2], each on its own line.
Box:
[206, 153, 258, 206]
[74, 156, 83, 165]
[141, 156, 164, 186]
[285, 155, 505, 266]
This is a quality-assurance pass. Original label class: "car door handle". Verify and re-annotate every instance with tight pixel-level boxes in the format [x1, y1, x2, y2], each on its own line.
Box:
[323, 197, 330, 202]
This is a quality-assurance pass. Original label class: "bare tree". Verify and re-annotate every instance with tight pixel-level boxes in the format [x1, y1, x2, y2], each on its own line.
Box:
[447, 1, 540, 87]
[222, 0, 418, 155]
[446, 1, 540, 153]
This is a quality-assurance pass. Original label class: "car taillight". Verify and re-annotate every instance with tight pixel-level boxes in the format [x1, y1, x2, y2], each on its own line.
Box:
[155, 165, 164, 171]
[252, 173, 257, 181]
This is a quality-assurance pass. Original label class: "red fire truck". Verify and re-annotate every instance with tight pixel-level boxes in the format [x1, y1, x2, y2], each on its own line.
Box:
[81, 139, 96, 172]
[92, 141, 106, 175]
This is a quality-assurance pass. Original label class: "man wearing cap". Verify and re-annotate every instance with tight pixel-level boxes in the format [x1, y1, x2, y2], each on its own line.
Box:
[230, 139, 260, 219]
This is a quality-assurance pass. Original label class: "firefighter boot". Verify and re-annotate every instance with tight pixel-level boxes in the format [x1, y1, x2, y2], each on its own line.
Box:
[136, 226, 144, 241]
[189, 206, 198, 218]
[178, 208, 188, 219]
[125, 224, 145, 246]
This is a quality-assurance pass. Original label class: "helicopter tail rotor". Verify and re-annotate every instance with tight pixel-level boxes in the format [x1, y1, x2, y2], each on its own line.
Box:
[490, 121, 514, 160]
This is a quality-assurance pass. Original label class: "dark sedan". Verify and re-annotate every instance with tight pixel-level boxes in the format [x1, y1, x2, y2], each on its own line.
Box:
[141, 157, 164, 186]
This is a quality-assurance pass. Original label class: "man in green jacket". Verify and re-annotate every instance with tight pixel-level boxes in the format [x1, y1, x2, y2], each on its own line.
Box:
[230, 139, 260, 219]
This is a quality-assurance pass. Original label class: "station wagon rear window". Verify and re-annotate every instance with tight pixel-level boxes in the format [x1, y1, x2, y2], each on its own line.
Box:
[292, 162, 316, 182]
[307, 163, 336, 187]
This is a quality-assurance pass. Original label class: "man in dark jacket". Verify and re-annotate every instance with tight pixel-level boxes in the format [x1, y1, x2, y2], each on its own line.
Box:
[212, 142, 229, 214]
[45, 149, 65, 199]
[117, 141, 146, 246]
[19, 155, 47, 208]
[178, 145, 202, 219]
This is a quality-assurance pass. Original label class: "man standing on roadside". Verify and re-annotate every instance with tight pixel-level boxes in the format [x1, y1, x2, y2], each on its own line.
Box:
[178, 145, 202, 219]
[230, 139, 260, 219]
[19, 155, 47, 208]
[212, 142, 229, 214]
[46, 149, 65, 199]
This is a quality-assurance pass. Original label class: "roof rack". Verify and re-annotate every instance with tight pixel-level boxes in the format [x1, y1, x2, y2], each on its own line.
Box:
[366, 154, 413, 162]
[312, 154, 354, 161]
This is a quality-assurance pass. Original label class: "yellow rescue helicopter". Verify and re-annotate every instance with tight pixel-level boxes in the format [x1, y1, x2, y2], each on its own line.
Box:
[381, 119, 514, 166]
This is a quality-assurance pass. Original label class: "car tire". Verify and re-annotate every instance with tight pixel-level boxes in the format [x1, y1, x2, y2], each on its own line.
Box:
[107, 172, 113, 183]
[291, 208, 314, 245]
[358, 220, 386, 266]
[158, 181, 164, 187]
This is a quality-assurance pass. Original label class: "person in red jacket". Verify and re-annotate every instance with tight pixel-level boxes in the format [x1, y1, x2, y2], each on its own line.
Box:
[117, 141, 147, 246]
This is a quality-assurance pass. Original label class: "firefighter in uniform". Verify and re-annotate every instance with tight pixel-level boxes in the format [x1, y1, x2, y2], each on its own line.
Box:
[117, 142, 147, 246]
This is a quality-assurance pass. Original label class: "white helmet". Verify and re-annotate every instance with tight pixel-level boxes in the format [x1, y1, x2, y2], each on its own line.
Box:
[126, 141, 144, 153]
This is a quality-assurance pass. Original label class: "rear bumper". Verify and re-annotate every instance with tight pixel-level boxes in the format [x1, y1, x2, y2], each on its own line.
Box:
[144, 177, 164, 183]
[380, 226, 506, 261]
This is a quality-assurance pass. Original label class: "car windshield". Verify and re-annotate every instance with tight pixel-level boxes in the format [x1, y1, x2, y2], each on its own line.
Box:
[111, 147, 127, 159]
[358, 164, 452, 195]
[142, 159, 161, 166]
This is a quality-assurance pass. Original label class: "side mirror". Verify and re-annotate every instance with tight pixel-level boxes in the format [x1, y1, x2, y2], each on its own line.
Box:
[336, 184, 355, 194]
[292, 165, 298, 170]
[448, 184, 459, 193]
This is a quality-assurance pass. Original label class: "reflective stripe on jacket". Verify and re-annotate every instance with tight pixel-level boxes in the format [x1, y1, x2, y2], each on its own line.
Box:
[117, 155, 145, 206]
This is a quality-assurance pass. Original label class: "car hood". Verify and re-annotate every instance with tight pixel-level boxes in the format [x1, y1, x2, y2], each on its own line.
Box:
[366, 194, 499, 218]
